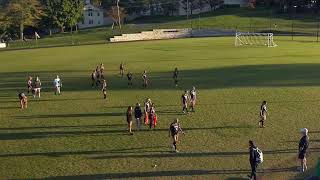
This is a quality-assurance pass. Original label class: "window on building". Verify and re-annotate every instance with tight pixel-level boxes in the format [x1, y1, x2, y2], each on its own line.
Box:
[98, 21, 100, 24]
[97, 12, 100, 16]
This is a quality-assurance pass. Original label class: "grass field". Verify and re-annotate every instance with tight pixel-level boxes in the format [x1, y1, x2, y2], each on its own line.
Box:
[1, 36, 320, 179]
[6, 7, 320, 49]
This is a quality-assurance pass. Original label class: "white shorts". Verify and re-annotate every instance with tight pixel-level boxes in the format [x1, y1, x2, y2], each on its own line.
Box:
[34, 88, 41, 92]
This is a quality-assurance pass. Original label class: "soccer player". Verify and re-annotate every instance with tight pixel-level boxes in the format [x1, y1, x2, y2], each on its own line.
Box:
[259, 101, 268, 128]
[53, 75, 62, 95]
[102, 79, 107, 99]
[142, 70, 148, 88]
[298, 128, 309, 172]
[18, 92, 28, 109]
[248, 140, 259, 180]
[181, 90, 188, 113]
[144, 98, 151, 125]
[27, 76, 33, 94]
[189, 86, 197, 112]
[134, 103, 142, 130]
[100, 63, 105, 74]
[126, 106, 133, 135]
[148, 106, 156, 129]
[169, 118, 183, 153]
[95, 66, 101, 85]
[120, 62, 124, 77]
[173, 67, 179, 86]
[127, 72, 133, 86]
[33, 76, 41, 98]
[91, 70, 97, 87]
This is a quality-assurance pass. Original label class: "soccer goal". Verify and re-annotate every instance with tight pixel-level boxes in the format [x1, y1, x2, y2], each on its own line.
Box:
[235, 32, 277, 47]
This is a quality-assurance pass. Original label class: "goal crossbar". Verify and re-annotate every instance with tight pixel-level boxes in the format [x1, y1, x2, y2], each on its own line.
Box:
[235, 32, 277, 47]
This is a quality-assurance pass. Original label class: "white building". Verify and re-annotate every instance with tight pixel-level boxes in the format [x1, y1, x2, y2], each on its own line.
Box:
[224, 0, 248, 7]
[78, 0, 245, 29]
[78, 0, 112, 29]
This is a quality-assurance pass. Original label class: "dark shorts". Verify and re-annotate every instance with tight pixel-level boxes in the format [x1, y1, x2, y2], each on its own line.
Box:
[298, 152, 306, 159]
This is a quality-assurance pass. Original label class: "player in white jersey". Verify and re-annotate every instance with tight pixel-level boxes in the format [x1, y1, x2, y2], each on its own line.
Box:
[142, 70, 148, 88]
[53, 75, 62, 95]
[102, 79, 107, 99]
[27, 76, 33, 94]
[259, 101, 267, 128]
[181, 91, 189, 113]
[189, 86, 197, 112]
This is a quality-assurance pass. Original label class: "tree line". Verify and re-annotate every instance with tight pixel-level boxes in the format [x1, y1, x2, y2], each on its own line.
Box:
[0, 0, 319, 41]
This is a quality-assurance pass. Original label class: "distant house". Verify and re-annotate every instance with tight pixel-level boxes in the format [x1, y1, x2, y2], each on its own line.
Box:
[224, 0, 248, 7]
[78, 0, 243, 29]
[78, 0, 110, 29]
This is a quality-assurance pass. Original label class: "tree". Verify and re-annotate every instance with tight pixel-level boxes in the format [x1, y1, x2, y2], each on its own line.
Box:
[181, 0, 198, 15]
[107, 6, 127, 29]
[4, 0, 44, 40]
[160, 0, 180, 16]
[206, 0, 222, 11]
[42, 0, 63, 34]
[0, 8, 10, 39]
[62, 0, 84, 33]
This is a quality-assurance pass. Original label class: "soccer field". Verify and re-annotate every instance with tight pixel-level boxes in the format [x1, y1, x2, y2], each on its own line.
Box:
[0, 37, 319, 179]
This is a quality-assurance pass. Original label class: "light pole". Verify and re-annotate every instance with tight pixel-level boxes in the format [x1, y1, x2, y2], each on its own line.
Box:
[317, 13, 320, 42]
[292, 5, 297, 41]
[186, 0, 189, 21]
[269, 8, 272, 32]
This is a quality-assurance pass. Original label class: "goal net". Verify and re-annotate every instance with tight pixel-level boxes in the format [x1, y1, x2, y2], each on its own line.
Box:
[235, 32, 277, 47]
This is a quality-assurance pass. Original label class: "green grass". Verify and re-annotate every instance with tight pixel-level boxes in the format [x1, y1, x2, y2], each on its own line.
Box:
[5, 7, 320, 50]
[1, 36, 320, 179]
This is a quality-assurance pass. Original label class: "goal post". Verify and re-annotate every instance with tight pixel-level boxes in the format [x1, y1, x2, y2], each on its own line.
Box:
[235, 32, 277, 47]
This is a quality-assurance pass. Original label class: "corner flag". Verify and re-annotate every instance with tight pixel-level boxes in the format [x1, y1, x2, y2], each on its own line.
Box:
[35, 32, 41, 39]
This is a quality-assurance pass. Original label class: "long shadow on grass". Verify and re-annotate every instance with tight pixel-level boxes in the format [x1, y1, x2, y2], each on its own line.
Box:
[31, 167, 298, 179]
[2, 64, 320, 93]
[2, 147, 318, 159]
[0, 124, 124, 131]
[14, 112, 125, 119]
[90, 147, 320, 160]
[0, 125, 252, 140]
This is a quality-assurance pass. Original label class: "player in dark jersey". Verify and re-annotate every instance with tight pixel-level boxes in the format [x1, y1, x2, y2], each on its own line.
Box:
[102, 80, 107, 99]
[169, 118, 184, 152]
[298, 128, 309, 172]
[127, 72, 133, 86]
[173, 67, 179, 87]
[259, 101, 267, 128]
[27, 76, 33, 94]
[181, 91, 188, 113]
[120, 62, 124, 77]
[134, 103, 142, 130]
[95, 66, 101, 86]
[142, 70, 148, 88]
[18, 92, 28, 109]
